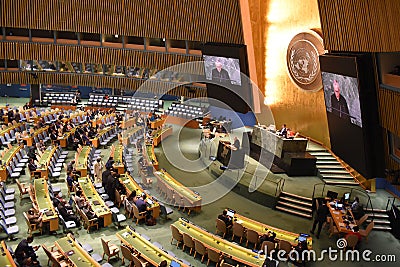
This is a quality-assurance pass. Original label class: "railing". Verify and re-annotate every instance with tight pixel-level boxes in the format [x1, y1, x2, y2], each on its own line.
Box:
[312, 182, 374, 220]
[386, 197, 398, 211]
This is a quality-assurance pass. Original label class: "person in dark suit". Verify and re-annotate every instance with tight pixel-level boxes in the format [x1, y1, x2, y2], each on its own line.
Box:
[330, 79, 350, 122]
[14, 236, 40, 266]
[57, 201, 81, 227]
[212, 60, 231, 84]
[279, 124, 288, 138]
[310, 200, 330, 238]
[135, 193, 148, 213]
[233, 137, 240, 150]
[218, 210, 233, 227]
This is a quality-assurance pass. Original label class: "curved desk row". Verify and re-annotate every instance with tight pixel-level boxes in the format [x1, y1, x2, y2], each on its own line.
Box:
[55, 234, 100, 267]
[78, 177, 112, 227]
[121, 126, 143, 146]
[91, 126, 116, 148]
[154, 170, 201, 214]
[37, 146, 58, 178]
[152, 126, 173, 147]
[117, 227, 188, 267]
[120, 173, 160, 218]
[230, 210, 312, 249]
[121, 117, 137, 129]
[172, 218, 264, 267]
[0, 145, 22, 182]
[145, 143, 159, 171]
[0, 240, 17, 266]
[23, 126, 49, 146]
[34, 178, 59, 231]
[111, 144, 124, 174]
[75, 146, 92, 177]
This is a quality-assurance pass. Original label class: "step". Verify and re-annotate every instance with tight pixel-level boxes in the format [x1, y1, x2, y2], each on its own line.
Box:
[275, 206, 313, 219]
[365, 208, 387, 213]
[372, 225, 392, 231]
[366, 213, 389, 219]
[280, 196, 313, 207]
[281, 191, 312, 202]
[324, 180, 359, 186]
[277, 201, 312, 213]
[309, 152, 332, 157]
[319, 169, 350, 174]
[320, 174, 353, 179]
[366, 219, 391, 225]
[314, 155, 336, 160]
[317, 165, 346, 169]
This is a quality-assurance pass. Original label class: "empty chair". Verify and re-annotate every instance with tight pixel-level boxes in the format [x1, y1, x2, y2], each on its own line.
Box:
[278, 240, 292, 259]
[356, 214, 369, 227]
[359, 221, 374, 243]
[245, 229, 259, 250]
[345, 234, 359, 250]
[121, 245, 135, 267]
[42, 244, 70, 267]
[0, 182, 15, 195]
[260, 241, 275, 255]
[216, 218, 229, 238]
[194, 239, 207, 263]
[231, 222, 245, 243]
[132, 253, 146, 267]
[170, 224, 183, 248]
[59, 214, 77, 233]
[207, 246, 222, 266]
[182, 232, 195, 255]
[101, 238, 120, 262]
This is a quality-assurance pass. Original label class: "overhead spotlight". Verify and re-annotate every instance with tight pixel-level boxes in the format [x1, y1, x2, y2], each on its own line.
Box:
[162, 38, 166, 42]
[114, 34, 119, 38]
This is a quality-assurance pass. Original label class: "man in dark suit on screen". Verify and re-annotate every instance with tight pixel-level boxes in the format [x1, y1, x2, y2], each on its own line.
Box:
[212, 59, 231, 85]
[330, 79, 351, 122]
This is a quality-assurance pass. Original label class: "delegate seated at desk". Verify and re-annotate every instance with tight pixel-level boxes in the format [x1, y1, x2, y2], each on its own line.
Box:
[233, 136, 240, 150]
[277, 124, 288, 138]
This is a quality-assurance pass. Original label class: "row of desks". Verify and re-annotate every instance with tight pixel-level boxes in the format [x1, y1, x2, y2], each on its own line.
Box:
[111, 144, 124, 174]
[154, 170, 202, 213]
[55, 234, 100, 267]
[75, 146, 91, 177]
[121, 126, 143, 145]
[117, 227, 188, 267]
[37, 146, 57, 178]
[78, 177, 112, 227]
[120, 173, 160, 218]
[329, 202, 357, 234]
[232, 211, 313, 249]
[91, 126, 115, 148]
[0, 145, 22, 182]
[121, 117, 136, 129]
[23, 126, 48, 147]
[173, 218, 264, 266]
[152, 126, 173, 147]
[34, 178, 59, 231]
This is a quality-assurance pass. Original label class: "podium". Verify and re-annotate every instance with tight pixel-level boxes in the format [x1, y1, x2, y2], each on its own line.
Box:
[216, 141, 245, 169]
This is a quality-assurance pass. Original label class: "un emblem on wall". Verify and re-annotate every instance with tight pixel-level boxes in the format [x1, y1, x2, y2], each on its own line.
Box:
[287, 30, 325, 91]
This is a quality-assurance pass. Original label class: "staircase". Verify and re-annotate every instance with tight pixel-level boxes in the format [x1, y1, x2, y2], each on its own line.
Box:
[275, 192, 313, 219]
[365, 208, 392, 231]
[309, 150, 359, 186]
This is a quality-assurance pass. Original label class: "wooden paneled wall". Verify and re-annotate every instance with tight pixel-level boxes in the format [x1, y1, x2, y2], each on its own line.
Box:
[0, 0, 244, 44]
[0, 71, 207, 98]
[378, 87, 400, 137]
[0, 42, 202, 70]
[317, 0, 400, 52]
[377, 87, 400, 170]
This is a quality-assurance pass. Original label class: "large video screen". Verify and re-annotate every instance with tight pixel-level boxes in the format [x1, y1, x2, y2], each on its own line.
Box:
[322, 72, 362, 127]
[203, 55, 241, 86]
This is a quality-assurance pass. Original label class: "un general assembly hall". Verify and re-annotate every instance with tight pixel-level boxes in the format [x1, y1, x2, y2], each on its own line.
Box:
[0, 0, 399, 266]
